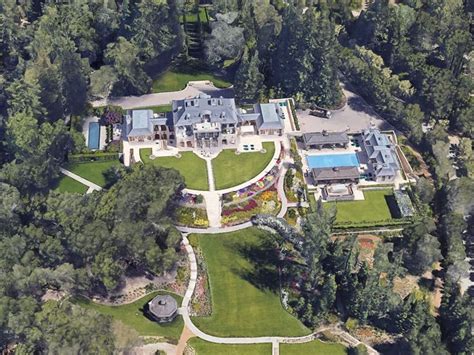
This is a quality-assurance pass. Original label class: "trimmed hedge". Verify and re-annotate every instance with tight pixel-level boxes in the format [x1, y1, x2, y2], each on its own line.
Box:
[333, 218, 411, 230]
[288, 99, 300, 131]
[69, 152, 118, 163]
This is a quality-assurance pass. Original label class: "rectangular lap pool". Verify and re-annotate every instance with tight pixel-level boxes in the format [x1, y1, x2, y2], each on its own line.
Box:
[307, 153, 359, 169]
[88, 122, 100, 150]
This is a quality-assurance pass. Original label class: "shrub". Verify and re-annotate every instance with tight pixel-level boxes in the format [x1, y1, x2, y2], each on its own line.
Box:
[288, 209, 297, 219]
[100, 105, 124, 125]
[68, 152, 118, 162]
[195, 194, 204, 204]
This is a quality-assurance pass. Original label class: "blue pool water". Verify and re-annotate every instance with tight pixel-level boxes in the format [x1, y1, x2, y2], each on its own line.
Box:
[88, 122, 100, 150]
[306, 153, 359, 169]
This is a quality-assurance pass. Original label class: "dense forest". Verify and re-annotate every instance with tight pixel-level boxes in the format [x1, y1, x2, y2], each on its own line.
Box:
[0, 0, 473, 353]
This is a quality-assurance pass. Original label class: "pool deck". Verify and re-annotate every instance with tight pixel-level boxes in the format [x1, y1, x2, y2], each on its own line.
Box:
[306, 152, 359, 169]
[82, 116, 107, 151]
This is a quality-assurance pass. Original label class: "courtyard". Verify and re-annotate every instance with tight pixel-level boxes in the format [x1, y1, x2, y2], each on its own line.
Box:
[189, 228, 310, 337]
[297, 85, 393, 135]
[212, 142, 276, 190]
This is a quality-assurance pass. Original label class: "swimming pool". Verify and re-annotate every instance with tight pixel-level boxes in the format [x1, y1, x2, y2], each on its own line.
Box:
[88, 122, 100, 150]
[306, 153, 359, 169]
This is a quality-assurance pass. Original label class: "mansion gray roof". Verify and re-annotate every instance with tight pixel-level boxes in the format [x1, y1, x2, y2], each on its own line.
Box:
[312, 166, 360, 181]
[255, 103, 284, 130]
[363, 129, 399, 177]
[303, 131, 349, 146]
[171, 94, 284, 131]
[148, 295, 177, 319]
[125, 109, 168, 137]
[172, 94, 239, 127]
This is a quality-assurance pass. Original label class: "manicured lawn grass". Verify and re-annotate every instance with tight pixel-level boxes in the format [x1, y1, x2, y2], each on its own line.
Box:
[67, 160, 122, 187]
[326, 189, 395, 224]
[280, 340, 347, 355]
[212, 142, 276, 190]
[190, 228, 309, 337]
[54, 176, 89, 194]
[131, 104, 172, 113]
[140, 148, 208, 190]
[74, 291, 183, 339]
[188, 338, 270, 355]
[152, 70, 232, 93]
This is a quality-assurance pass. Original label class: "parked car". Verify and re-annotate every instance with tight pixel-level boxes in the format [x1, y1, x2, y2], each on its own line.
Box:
[309, 106, 332, 119]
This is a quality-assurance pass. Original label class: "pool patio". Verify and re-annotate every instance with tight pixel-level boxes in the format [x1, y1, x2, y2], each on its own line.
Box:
[82, 116, 108, 151]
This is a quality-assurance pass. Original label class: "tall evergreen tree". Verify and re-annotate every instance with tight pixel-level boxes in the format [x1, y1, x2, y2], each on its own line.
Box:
[234, 46, 264, 102]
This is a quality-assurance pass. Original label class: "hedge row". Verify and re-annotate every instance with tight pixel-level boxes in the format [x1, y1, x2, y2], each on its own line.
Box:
[333, 218, 411, 230]
[288, 99, 300, 131]
[69, 152, 118, 162]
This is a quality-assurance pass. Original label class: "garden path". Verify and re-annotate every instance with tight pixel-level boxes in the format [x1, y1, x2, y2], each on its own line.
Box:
[179, 235, 380, 354]
[60, 168, 102, 193]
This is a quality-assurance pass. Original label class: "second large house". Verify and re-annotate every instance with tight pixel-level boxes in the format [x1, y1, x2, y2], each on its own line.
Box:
[123, 94, 285, 150]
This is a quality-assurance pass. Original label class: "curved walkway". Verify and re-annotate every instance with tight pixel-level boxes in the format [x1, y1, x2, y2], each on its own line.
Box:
[180, 235, 379, 354]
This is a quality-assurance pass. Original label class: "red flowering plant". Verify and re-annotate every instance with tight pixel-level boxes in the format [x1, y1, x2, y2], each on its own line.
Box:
[100, 106, 123, 125]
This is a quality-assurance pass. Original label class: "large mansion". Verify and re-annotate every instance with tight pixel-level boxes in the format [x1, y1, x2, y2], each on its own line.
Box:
[124, 94, 285, 150]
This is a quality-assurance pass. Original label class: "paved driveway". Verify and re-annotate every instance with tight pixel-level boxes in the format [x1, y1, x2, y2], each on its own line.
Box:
[91, 81, 234, 109]
[297, 87, 394, 134]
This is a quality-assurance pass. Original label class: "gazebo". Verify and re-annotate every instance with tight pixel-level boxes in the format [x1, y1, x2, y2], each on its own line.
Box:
[147, 294, 178, 323]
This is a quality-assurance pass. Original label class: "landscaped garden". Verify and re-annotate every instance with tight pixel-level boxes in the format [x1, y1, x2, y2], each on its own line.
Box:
[67, 159, 122, 187]
[189, 228, 310, 337]
[140, 149, 208, 190]
[326, 189, 406, 227]
[280, 340, 347, 355]
[221, 185, 281, 226]
[74, 291, 183, 340]
[213, 142, 276, 190]
[187, 338, 270, 355]
[152, 70, 231, 93]
[175, 206, 209, 228]
[54, 175, 89, 194]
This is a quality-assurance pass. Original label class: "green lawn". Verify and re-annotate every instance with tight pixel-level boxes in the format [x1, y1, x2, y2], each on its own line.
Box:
[152, 70, 232, 93]
[67, 160, 122, 187]
[140, 149, 209, 190]
[190, 228, 309, 337]
[212, 142, 276, 190]
[188, 338, 270, 355]
[327, 189, 395, 224]
[280, 340, 347, 355]
[74, 291, 183, 339]
[131, 104, 172, 113]
[54, 176, 89, 194]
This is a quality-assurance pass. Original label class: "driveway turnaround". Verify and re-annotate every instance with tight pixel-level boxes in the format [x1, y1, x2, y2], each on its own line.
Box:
[91, 82, 234, 109]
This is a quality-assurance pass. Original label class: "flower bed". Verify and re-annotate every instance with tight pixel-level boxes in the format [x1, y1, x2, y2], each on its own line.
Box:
[221, 186, 281, 226]
[190, 247, 212, 317]
[175, 206, 209, 228]
[222, 166, 279, 205]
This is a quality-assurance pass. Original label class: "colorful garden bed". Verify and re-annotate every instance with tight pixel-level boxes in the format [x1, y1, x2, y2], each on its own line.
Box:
[221, 185, 281, 226]
[175, 206, 209, 228]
